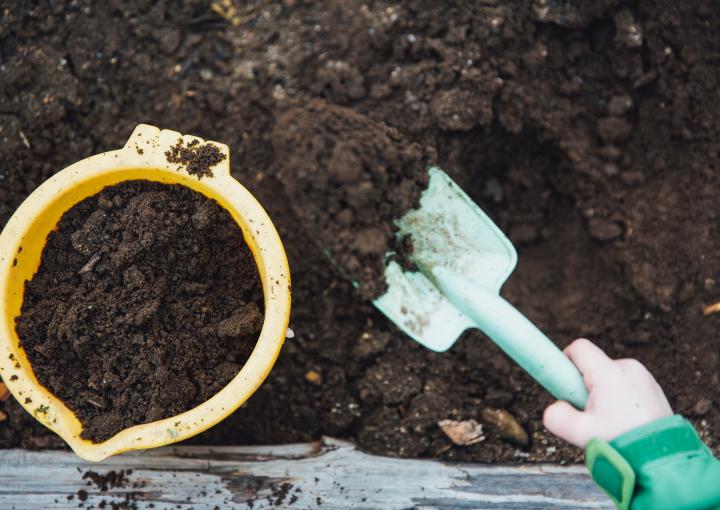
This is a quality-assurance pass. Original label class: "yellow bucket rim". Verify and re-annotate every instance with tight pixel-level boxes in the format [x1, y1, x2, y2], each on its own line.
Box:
[0, 124, 291, 461]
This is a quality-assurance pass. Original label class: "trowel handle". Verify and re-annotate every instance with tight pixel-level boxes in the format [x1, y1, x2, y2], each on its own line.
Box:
[433, 268, 588, 409]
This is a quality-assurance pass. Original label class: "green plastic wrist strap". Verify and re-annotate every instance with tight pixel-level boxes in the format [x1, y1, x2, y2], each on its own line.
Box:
[586, 438, 636, 510]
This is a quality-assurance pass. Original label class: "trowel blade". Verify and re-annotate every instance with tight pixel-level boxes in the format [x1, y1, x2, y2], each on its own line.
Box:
[373, 166, 517, 351]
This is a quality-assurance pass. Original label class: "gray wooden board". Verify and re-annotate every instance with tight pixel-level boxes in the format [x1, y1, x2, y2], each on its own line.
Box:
[0, 437, 612, 509]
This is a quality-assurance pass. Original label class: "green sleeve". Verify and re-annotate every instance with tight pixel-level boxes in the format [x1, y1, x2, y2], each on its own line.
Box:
[585, 415, 720, 510]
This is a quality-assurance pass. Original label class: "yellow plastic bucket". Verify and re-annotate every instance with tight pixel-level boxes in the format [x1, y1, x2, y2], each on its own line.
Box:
[0, 124, 291, 461]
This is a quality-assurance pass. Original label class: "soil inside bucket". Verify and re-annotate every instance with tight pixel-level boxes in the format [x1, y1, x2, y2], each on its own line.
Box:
[15, 180, 264, 442]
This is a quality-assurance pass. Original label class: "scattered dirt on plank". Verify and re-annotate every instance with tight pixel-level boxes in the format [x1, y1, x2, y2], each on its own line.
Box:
[79, 469, 143, 509]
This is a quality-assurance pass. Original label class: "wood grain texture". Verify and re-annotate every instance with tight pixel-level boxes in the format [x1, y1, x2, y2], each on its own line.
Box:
[0, 438, 612, 509]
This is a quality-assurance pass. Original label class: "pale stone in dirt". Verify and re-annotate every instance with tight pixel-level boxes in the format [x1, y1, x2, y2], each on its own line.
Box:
[438, 419, 485, 446]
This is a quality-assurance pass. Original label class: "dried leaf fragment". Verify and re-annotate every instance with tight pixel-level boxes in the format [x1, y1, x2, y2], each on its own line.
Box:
[438, 419, 485, 446]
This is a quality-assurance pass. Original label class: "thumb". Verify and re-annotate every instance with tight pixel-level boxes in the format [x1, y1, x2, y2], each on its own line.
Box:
[543, 400, 594, 448]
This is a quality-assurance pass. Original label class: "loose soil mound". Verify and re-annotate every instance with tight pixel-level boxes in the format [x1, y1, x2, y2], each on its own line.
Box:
[15, 181, 263, 442]
[273, 99, 432, 299]
[0, 1, 718, 462]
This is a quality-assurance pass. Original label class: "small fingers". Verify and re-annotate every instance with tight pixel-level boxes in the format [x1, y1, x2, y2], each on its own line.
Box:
[564, 338, 616, 389]
[543, 400, 595, 448]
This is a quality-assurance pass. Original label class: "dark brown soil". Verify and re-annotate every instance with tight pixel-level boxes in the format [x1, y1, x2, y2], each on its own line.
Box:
[273, 99, 432, 299]
[15, 181, 263, 442]
[1, 0, 719, 463]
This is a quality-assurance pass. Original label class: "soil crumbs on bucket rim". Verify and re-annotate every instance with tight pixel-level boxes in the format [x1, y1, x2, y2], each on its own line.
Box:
[15, 180, 264, 442]
[165, 138, 226, 178]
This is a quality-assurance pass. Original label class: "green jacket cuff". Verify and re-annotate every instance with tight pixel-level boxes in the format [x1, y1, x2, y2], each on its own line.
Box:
[610, 415, 709, 470]
[586, 415, 720, 510]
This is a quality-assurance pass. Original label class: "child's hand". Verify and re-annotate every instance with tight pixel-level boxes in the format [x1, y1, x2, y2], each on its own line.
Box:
[543, 338, 673, 448]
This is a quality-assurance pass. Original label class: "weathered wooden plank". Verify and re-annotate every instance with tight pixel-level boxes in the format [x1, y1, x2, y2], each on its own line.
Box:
[0, 438, 612, 509]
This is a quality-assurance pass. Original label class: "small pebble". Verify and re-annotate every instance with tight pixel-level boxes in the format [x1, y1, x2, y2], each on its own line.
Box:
[0, 382, 10, 402]
[481, 407, 529, 447]
[608, 95, 633, 116]
[156, 28, 182, 55]
[482, 178, 504, 202]
[600, 145, 622, 161]
[588, 218, 623, 241]
[597, 117, 632, 143]
[305, 370, 322, 385]
[353, 331, 391, 360]
[603, 163, 620, 176]
[352, 227, 386, 255]
[694, 398, 712, 416]
[614, 10, 643, 48]
[621, 170, 646, 186]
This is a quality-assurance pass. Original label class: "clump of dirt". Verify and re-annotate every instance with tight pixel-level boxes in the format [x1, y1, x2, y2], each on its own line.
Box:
[80, 469, 143, 509]
[165, 138, 226, 178]
[82, 469, 136, 491]
[273, 99, 432, 299]
[15, 181, 263, 442]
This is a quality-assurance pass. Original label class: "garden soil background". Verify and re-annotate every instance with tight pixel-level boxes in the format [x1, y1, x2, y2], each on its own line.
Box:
[1, 0, 719, 463]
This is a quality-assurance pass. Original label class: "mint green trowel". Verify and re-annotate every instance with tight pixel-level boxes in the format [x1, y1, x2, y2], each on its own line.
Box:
[374, 167, 589, 409]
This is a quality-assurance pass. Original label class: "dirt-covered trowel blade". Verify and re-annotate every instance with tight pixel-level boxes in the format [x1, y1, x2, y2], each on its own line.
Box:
[375, 261, 475, 351]
[373, 166, 517, 352]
